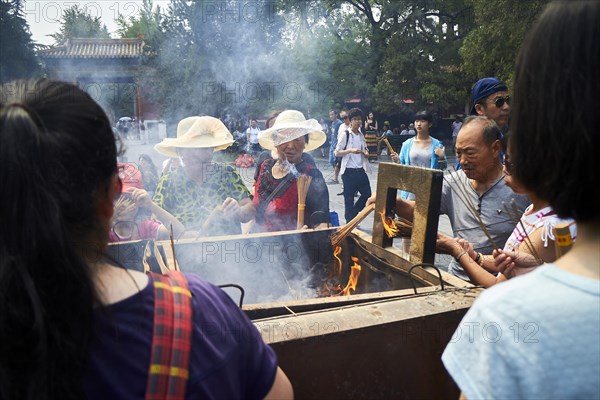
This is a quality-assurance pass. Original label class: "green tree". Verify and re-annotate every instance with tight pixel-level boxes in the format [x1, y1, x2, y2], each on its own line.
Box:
[282, 2, 372, 114]
[116, 0, 163, 48]
[50, 5, 110, 45]
[371, 0, 474, 114]
[460, 0, 549, 88]
[288, 0, 474, 115]
[0, 0, 41, 83]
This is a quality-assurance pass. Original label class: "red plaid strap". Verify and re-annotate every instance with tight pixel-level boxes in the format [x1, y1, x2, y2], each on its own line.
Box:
[145, 271, 193, 400]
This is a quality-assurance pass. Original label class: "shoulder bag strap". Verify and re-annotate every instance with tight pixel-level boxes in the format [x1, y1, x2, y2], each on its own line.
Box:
[256, 163, 296, 218]
[146, 271, 193, 400]
[344, 130, 350, 149]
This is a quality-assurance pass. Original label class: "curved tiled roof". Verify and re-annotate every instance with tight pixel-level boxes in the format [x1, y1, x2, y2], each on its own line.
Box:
[38, 38, 144, 59]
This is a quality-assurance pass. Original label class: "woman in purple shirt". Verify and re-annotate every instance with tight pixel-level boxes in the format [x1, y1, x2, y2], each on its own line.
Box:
[0, 79, 293, 400]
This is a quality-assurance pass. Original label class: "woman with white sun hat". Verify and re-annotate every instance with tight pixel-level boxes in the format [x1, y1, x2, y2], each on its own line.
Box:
[153, 116, 255, 236]
[253, 110, 330, 233]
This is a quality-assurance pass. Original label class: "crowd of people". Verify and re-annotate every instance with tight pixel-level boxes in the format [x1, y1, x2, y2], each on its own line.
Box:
[0, 1, 597, 398]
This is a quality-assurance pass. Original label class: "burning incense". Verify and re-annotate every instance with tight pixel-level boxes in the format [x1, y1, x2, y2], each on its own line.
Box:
[170, 224, 179, 271]
[330, 203, 376, 247]
[296, 175, 313, 229]
[393, 217, 413, 237]
[378, 211, 413, 238]
[382, 138, 396, 155]
[379, 211, 399, 238]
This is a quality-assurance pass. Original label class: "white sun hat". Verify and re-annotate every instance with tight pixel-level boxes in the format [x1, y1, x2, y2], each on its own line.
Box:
[154, 116, 234, 158]
[258, 110, 326, 152]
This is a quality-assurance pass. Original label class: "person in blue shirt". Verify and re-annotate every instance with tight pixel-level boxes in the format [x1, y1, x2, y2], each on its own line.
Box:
[392, 111, 446, 199]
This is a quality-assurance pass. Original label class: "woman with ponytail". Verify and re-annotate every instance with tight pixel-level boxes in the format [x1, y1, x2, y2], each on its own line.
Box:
[0, 79, 292, 400]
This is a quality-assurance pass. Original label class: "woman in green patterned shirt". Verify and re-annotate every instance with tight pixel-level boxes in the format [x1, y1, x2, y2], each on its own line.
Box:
[153, 116, 255, 237]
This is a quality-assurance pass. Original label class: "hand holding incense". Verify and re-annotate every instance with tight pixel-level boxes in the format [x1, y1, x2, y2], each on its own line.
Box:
[330, 203, 375, 247]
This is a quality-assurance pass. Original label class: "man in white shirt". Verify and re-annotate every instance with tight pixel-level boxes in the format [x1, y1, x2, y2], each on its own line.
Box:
[246, 119, 261, 154]
[335, 108, 371, 223]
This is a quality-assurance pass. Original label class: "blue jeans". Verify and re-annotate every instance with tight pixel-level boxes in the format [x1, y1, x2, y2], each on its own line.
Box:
[341, 168, 371, 223]
[328, 140, 337, 166]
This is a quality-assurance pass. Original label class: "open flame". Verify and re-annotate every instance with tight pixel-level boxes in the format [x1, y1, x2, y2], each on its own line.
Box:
[318, 246, 343, 297]
[335, 256, 362, 296]
[320, 250, 362, 297]
[332, 246, 342, 277]
[379, 211, 399, 238]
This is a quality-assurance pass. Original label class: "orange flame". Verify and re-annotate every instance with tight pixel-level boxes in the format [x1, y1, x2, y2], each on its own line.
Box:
[379, 211, 399, 238]
[336, 256, 362, 296]
[332, 246, 342, 277]
[319, 246, 344, 296]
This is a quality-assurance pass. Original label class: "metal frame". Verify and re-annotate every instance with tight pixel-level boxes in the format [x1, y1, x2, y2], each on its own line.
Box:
[371, 163, 443, 265]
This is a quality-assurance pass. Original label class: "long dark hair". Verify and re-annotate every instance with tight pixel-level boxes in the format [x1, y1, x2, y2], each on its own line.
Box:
[511, 0, 599, 222]
[0, 79, 118, 399]
[139, 153, 157, 174]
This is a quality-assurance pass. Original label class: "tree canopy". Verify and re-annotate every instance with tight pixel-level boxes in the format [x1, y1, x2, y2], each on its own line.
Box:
[0, 0, 41, 83]
[109, 0, 549, 123]
[460, 0, 550, 89]
[50, 5, 110, 45]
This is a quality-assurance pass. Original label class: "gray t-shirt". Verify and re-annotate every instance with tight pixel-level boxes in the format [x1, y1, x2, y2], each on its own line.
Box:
[406, 145, 432, 201]
[440, 170, 530, 280]
[409, 144, 432, 168]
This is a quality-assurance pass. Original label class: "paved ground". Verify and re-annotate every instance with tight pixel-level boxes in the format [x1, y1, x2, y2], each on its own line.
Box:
[121, 138, 454, 270]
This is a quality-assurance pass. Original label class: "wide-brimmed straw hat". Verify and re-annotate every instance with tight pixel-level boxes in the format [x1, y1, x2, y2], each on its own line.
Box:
[154, 116, 234, 158]
[258, 110, 326, 152]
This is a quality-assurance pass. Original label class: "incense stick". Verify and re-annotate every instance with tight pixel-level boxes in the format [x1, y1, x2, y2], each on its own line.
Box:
[382, 138, 396, 155]
[296, 175, 312, 229]
[330, 203, 375, 247]
[170, 224, 179, 271]
[393, 217, 414, 237]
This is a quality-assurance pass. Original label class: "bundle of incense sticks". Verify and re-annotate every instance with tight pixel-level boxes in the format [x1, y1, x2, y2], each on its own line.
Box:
[330, 203, 375, 247]
[170, 224, 179, 271]
[383, 138, 396, 155]
[297, 175, 312, 229]
[394, 217, 413, 237]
